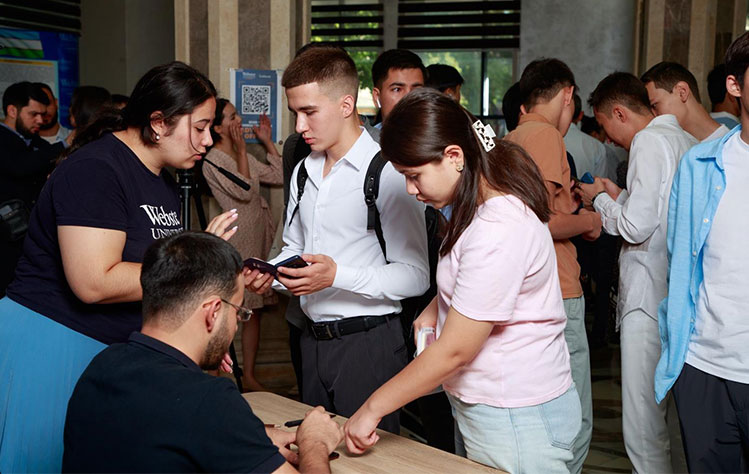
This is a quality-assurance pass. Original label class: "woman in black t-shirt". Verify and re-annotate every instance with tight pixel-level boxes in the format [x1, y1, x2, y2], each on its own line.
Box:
[0, 62, 240, 473]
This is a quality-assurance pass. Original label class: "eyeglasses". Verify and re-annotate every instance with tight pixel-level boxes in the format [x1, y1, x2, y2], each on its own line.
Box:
[221, 299, 253, 322]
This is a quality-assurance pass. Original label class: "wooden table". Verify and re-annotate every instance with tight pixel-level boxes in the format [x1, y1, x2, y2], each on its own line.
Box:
[243, 392, 503, 473]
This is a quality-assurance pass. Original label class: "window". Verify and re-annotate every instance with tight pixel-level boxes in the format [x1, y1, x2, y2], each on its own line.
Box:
[310, 0, 519, 129]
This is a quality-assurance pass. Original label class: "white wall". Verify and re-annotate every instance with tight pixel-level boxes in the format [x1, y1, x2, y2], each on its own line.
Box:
[520, 0, 636, 113]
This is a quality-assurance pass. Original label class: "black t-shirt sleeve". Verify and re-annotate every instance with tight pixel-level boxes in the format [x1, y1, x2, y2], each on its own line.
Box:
[53, 157, 129, 231]
[193, 379, 286, 473]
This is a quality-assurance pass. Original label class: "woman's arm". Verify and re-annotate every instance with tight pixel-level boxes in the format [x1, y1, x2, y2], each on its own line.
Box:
[343, 307, 494, 453]
[58, 226, 143, 304]
[58, 211, 239, 305]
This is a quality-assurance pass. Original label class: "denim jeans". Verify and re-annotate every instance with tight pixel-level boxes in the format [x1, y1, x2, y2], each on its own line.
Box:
[563, 295, 592, 473]
[448, 385, 581, 474]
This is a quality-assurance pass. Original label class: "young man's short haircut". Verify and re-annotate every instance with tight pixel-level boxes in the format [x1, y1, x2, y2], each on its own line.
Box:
[2, 81, 50, 115]
[725, 31, 749, 90]
[641, 61, 702, 103]
[140, 231, 242, 330]
[589, 72, 652, 116]
[371, 49, 427, 89]
[281, 46, 359, 101]
[425, 64, 464, 92]
[518, 58, 576, 109]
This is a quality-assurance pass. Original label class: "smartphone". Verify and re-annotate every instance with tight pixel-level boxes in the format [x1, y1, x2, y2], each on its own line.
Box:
[276, 255, 308, 280]
[243, 257, 278, 277]
[580, 172, 595, 184]
[276, 255, 308, 269]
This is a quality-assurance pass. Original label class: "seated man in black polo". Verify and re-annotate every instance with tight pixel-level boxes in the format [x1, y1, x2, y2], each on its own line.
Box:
[63, 231, 342, 473]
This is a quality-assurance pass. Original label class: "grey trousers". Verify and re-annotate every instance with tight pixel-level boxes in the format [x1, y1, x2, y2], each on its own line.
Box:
[300, 316, 408, 433]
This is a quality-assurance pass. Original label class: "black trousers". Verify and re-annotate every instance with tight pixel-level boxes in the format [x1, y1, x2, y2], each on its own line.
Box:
[672, 363, 749, 473]
[300, 316, 408, 434]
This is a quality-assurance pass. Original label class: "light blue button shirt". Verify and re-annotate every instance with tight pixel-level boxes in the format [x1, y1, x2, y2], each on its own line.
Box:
[654, 126, 739, 402]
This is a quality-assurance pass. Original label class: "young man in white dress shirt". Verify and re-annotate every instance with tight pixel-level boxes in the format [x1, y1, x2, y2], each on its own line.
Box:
[249, 47, 430, 433]
[578, 72, 697, 474]
[641, 62, 730, 143]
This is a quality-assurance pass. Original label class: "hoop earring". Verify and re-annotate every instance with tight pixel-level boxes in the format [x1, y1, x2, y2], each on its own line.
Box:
[456, 163, 464, 172]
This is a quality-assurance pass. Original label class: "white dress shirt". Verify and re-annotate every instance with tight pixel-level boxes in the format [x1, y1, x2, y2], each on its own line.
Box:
[687, 132, 749, 382]
[593, 114, 697, 325]
[270, 128, 430, 322]
[702, 124, 730, 143]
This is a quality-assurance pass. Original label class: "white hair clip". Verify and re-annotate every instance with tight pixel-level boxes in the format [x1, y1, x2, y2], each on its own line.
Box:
[472, 119, 496, 152]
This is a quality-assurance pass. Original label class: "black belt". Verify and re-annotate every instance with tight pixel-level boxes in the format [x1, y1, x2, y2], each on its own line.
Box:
[308, 313, 398, 340]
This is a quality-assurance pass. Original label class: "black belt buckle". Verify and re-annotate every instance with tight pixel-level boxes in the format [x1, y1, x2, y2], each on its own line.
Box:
[311, 322, 336, 340]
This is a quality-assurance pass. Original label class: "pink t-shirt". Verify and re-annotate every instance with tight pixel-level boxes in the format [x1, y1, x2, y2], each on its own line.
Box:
[437, 195, 572, 408]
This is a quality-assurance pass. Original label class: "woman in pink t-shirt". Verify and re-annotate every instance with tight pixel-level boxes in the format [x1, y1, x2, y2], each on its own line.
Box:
[344, 89, 580, 473]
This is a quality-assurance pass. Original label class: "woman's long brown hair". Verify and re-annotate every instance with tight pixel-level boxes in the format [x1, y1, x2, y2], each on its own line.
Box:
[380, 88, 550, 256]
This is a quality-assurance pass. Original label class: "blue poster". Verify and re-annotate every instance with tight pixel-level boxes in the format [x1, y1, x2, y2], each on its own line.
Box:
[0, 27, 79, 127]
[229, 69, 282, 143]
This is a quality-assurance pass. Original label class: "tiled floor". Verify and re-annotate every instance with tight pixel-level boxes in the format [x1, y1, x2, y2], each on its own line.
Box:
[241, 295, 634, 473]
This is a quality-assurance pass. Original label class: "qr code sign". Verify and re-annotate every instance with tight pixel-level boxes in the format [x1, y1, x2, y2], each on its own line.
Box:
[241, 85, 271, 114]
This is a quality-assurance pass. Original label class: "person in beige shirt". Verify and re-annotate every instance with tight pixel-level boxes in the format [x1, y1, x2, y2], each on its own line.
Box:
[203, 98, 282, 391]
[504, 58, 601, 474]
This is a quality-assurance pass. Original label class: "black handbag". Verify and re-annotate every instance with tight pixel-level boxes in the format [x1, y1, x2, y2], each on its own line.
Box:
[0, 199, 30, 241]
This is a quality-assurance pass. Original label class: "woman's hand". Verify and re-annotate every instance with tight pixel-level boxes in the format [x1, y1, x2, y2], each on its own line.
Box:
[412, 297, 438, 346]
[219, 352, 233, 373]
[245, 267, 274, 294]
[252, 114, 273, 145]
[228, 122, 246, 154]
[205, 209, 239, 241]
[343, 403, 382, 454]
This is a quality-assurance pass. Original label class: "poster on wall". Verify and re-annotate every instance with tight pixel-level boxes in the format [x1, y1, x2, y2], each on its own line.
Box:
[229, 68, 282, 144]
[0, 27, 78, 127]
[0, 58, 59, 110]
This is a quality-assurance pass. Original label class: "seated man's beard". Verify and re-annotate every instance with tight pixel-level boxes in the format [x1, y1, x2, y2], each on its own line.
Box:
[201, 318, 231, 371]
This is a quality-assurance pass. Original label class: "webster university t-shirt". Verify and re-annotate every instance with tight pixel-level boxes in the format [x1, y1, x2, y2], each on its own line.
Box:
[7, 133, 182, 344]
[437, 195, 572, 407]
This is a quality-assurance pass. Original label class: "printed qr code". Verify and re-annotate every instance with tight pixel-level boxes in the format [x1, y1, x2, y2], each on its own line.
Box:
[241, 85, 271, 114]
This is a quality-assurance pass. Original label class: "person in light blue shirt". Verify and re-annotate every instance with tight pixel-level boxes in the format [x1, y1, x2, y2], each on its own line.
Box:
[656, 32, 749, 473]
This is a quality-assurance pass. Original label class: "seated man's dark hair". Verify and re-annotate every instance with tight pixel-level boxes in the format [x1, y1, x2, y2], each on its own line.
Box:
[425, 64, 464, 92]
[640, 61, 701, 103]
[501, 82, 522, 132]
[2, 81, 50, 115]
[588, 72, 652, 116]
[70, 85, 112, 132]
[33, 82, 54, 97]
[725, 32, 749, 91]
[518, 58, 576, 110]
[140, 231, 243, 329]
[371, 49, 427, 89]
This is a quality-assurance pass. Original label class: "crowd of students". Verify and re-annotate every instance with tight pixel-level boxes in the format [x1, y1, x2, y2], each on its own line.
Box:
[1, 29, 748, 474]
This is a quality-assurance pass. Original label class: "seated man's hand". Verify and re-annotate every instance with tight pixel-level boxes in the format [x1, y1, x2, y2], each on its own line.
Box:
[579, 208, 603, 241]
[296, 406, 343, 456]
[277, 254, 336, 296]
[245, 268, 274, 294]
[343, 403, 381, 454]
[265, 427, 298, 465]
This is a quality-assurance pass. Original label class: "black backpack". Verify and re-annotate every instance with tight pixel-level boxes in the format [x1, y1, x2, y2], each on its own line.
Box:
[290, 153, 441, 349]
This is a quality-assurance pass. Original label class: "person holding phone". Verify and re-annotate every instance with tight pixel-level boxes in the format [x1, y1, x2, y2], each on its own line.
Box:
[343, 89, 580, 473]
[0, 62, 239, 473]
[204, 98, 283, 391]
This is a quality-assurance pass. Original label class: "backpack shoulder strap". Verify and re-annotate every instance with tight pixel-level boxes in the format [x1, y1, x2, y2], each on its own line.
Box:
[289, 158, 308, 225]
[363, 152, 388, 260]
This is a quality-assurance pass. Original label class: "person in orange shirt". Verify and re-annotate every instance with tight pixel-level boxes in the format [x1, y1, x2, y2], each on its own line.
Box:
[504, 58, 601, 474]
